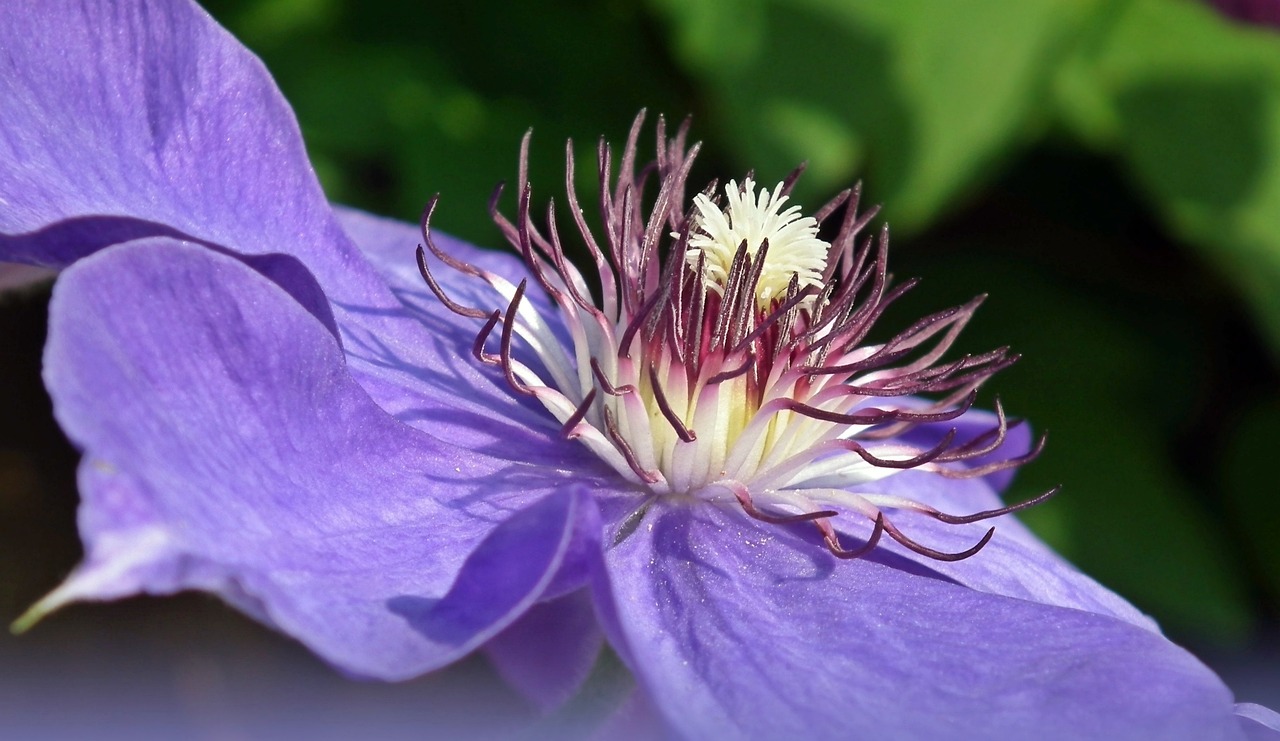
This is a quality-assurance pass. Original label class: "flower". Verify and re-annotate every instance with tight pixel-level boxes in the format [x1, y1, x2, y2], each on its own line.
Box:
[2, 1, 1276, 739]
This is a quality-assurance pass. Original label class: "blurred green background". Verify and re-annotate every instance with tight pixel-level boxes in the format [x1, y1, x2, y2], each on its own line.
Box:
[3, 0, 1279, 724]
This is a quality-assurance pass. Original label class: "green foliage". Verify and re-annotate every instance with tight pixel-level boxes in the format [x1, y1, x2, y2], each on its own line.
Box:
[1056, 0, 1280, 357]
[649, 0, 1090, 227]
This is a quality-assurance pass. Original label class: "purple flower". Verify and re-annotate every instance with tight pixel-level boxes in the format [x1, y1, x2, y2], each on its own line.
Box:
[2, 1, 1276, 739]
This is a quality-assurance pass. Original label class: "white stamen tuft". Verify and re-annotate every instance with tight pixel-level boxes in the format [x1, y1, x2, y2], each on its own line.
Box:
[685, 178, 830, 309]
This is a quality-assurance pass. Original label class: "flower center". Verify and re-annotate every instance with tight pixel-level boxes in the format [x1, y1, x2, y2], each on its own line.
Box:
[685, 178, 830, 311]
[417, 112, 1054, 561]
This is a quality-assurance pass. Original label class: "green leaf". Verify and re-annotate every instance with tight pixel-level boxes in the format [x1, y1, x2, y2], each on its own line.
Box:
[1055, 0, 1280, 357]
[649, 0, 1092, 229]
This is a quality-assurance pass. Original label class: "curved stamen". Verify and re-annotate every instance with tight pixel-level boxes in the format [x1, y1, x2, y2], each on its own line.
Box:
[729, 485, 837, 525]
[933, 432, 1048, 478]
[835, 429, 957, 469]
[415, 241, 489, 320]
[820, 513, 886, 560]
[748, 431, 958, 493]
[564, 140, 618, 319]
[561, 389, 598, 438]
[938, 398, 1014, 460]
[498, 280, 534, 395]
[846, 349, 1012, 395]
[707, 354, 755, 385]
[926, 486, 1062, 525]
[770, 390, 977, 427]
[603, 407, 661, 484]
[647, 366, 697, 442]
[617, 288, 664, 357]
[471, 310, 502, 365]
[591, 357, 635, 396]
[882, 518, 995, 562]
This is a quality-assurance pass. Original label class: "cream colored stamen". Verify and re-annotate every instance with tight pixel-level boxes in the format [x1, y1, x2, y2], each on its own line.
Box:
[685, 178, 830, 309]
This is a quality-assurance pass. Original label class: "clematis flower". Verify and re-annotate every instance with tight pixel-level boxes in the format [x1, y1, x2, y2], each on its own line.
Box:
[2, 1, 1276, 739]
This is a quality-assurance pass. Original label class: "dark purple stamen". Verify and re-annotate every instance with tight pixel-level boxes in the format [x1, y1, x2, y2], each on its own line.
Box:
[883, 518, 996, 562]
[925, 486, 1062, 525]
[562, 389, 598, 438]
[822, 514, 886, 560]
[603, 407, 660, 484]
[647, 366, 697, 443]
[729, 484, 838, 525]
[591, 358, 635, 396]
[470, 310, 501, 365]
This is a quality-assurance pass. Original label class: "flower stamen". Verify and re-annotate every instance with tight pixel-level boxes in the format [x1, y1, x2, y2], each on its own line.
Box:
[418, 111, 1055, 563]
[821, 513, 886, 560]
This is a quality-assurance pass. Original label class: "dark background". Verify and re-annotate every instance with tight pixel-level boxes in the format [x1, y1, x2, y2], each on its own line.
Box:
[3, 0, 1278, 736]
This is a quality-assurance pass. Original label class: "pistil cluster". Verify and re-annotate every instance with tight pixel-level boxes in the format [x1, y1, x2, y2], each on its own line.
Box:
[418, 113, 1052, 561]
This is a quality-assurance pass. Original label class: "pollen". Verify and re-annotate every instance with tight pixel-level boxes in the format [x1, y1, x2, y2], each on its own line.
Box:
[685, 178, 830, 310]
[417, 112, 1054, 563]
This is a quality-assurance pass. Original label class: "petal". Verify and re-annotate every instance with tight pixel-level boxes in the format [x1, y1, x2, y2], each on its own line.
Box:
[1238, 703, 1280, 740]
[593, 503, 1244, 740]
[0, 0, 605, 449]
[483, 590, 604, 712]
[854, 470, 1158, 631]
[329, 206, 587, 446]
[27, 237, 595, 680]
[0, 0, 548, 435]
[388, 487, 601, 673]
[0, 0, 369, 299]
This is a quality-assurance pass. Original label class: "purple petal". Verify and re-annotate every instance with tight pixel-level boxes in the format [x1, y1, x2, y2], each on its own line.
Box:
[1239, 703, 1280, 740]
[0, 0, 600, 461]
[593, 503, 1243, 740]
[395, 487, 601, 663]
[0, 0, 552, 438]
[0, 0, 365, 296]
[28, 237, 585, 680]
[484, 590, 604, 712]
[853, 470, 1158, 630]
[328, 207, 606, 468]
